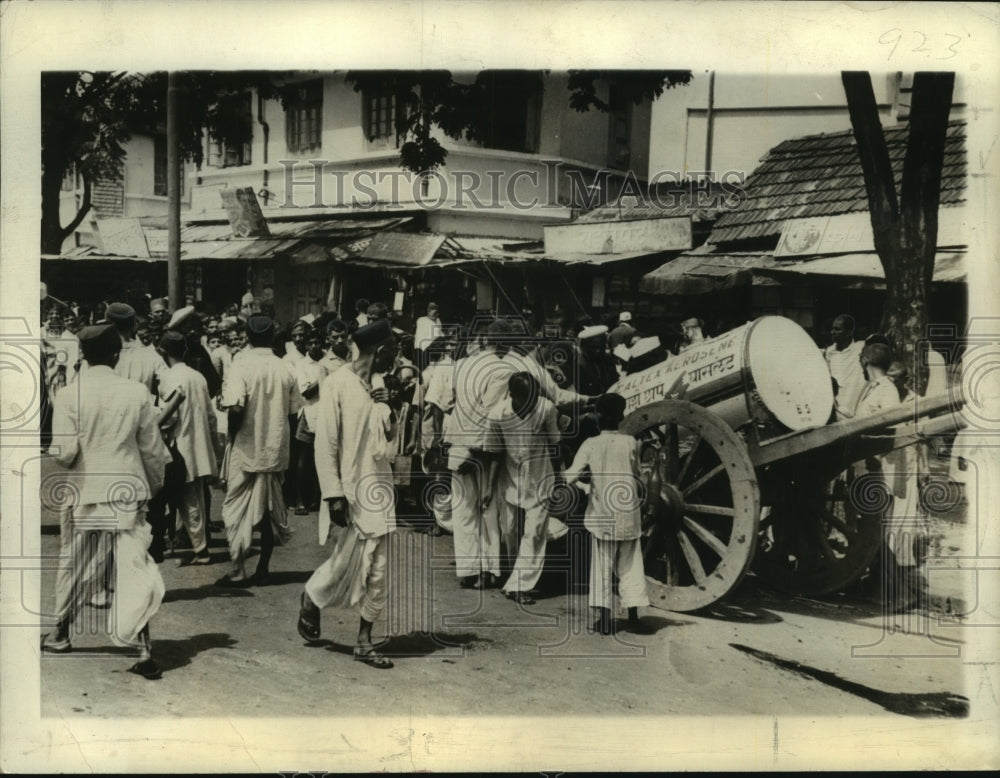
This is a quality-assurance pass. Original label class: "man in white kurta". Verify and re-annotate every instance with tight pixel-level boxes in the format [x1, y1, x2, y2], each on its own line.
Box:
[107, 302, 167, 395]
[825, 314, 866, 420]
[158, 332, 219, 565]
[445, 323, 512, 589]
[299, 319, 399, 669]
[218, 315, 303, 585]
[483, 372, 561, 604]
[292, 330, 332, 513]
[44, 324, 172, 679]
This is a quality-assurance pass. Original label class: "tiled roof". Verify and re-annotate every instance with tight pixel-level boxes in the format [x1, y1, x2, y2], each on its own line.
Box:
[710, 120, 966, 245]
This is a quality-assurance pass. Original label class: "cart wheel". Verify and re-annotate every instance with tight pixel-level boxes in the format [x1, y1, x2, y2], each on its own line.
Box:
[622, 400, 760, 613]
[752, 464, 884, 596]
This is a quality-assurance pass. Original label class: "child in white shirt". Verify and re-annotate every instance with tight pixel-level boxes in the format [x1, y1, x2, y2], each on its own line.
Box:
[563, 393, 651, 635]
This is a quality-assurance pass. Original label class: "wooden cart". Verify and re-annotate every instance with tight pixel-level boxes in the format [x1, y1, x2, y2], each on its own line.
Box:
[613, 319, 964, 613]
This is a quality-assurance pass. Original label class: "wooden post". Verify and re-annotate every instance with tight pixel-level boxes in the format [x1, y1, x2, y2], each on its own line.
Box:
[167, 71, 182, 311]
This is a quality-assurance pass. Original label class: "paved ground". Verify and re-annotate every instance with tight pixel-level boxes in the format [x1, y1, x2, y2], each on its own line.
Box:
[35, 471, 979, 721]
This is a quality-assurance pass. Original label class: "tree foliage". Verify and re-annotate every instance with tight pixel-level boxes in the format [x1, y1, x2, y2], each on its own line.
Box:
[345, 69, 691, 173]
[41, 70, 288, 253]
[43, 69, 692, 253]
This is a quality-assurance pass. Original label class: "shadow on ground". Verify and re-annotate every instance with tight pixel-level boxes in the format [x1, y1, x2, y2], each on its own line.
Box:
[151, 632, 238, 673]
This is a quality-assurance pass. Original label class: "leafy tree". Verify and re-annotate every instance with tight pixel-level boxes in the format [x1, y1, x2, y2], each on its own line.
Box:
[841, 71, 955, 394]
[345, 69, 692, 174]
[41, 70, 286, 255]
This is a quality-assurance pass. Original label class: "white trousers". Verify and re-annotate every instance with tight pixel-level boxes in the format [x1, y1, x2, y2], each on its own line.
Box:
[177, 478, 208, 553]
[501, 500, 549, 594]
[588, 536, 649, 612]
[450, 453, 500, 578]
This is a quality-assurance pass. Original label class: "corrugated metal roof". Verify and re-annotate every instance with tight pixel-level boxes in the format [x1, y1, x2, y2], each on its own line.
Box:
[711, 120, 966, 245]
[640, 245, 966, 295]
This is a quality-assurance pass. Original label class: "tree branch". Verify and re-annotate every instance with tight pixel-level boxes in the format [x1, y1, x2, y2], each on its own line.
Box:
[841, 71, 900, 246]
[900, 71, 955, 288]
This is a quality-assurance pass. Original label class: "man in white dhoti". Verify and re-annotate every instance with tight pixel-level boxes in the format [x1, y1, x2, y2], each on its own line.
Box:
[42, 324, 172, 679]
[298, 319, 399, 669]
[217, 314, 303, 586]
[157, 332, 219, 566]
[482, 372, 562, 605]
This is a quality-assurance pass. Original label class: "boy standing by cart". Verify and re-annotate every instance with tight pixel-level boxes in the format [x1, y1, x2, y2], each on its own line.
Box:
[563, 393, 652, 635]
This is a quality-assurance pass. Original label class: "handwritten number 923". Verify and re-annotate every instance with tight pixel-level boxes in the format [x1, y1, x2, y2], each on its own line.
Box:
[879, 29, 963, 60]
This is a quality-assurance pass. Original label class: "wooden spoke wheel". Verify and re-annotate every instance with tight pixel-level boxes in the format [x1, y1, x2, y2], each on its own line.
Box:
[622, 400, 760, 613]
[752, 463, 884, 596]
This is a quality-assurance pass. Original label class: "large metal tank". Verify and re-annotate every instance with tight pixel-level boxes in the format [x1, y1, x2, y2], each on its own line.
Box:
[610, 316, 834, 433]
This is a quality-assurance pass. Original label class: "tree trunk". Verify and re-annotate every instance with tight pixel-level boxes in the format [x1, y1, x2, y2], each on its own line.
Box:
[841, 71, 954, 396]
[40, 167, 92, 256]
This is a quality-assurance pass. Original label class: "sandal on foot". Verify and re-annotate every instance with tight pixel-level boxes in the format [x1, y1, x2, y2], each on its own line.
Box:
[215, 574, 253, 588]
[40, 634, 72, 653]
[458, 574, 480, 590]
[353, 646, 394, 669]
[504, 591, 536, 605]
[297, 592, 321, 641]
[128, 659, 163, 680]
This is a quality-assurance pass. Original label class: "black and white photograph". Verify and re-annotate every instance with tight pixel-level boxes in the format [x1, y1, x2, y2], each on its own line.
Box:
[2, 0, 999, 772]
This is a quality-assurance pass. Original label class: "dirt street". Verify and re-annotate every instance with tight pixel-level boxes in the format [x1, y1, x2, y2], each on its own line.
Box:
[37, 478, 974, 722]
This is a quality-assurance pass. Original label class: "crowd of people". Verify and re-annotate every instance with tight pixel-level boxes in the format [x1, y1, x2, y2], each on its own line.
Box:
[38, 287, 942, 677]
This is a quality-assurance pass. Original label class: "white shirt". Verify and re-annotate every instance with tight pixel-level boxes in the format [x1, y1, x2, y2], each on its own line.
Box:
[414, 315, 442, 351]
[294, 354, 329, 431]
[115, 338, 167, 394]
[314, 366, 397, 539]
[483, 396, 560, 509]
[222, 347, 303, 473]
[158, 362, 219, 482]
[824, 340, 865, 419]
[51, 364, 172, 505]
[564, 431, 642, 540]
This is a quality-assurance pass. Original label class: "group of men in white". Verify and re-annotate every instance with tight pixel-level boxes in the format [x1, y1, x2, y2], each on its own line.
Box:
[41, 297, 947, 677]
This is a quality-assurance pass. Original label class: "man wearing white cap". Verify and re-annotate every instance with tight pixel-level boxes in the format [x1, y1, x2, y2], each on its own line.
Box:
[168, 306, 222, 399]
[608, 311, 636, 350]
[577, 324, 618, 396]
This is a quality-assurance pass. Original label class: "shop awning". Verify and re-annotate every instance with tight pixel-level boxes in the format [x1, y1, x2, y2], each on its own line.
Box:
[41, 245, 162, 263]
[765, 250, 967, 285]
[640, 250, 779, 295]
[641, 246, 968, 296]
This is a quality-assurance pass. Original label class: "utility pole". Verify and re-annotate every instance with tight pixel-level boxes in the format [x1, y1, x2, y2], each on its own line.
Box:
[167, 71, 182, 310]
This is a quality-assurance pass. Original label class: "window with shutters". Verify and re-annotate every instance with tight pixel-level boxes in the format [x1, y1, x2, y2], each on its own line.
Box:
[364, 89, 399, 148]
[154, 134, 185, 197]
[479, 71, 542, 154]
[286, 79, 323, 154]
[207, 93, 253, 167]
